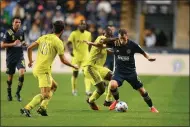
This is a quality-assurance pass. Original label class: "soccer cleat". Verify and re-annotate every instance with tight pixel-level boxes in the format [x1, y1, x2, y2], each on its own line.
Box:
[109, 100, 119, 110]
[72, 90, 78, 96]
[103, 100, 113, 107]
[86, 99, 99, 110]
[85, 91, 92, 97]
[20, 108, 31, 117]
[37, 106, 48, 116]
[7, 95, 12, 101]
[15, 93, 22, 102]
[150, 106, 159, 113]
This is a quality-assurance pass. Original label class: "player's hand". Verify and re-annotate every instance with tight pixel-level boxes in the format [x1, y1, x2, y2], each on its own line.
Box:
[28, 61, 34, 68]
[148, 57, 156, 62]
[73, 65, 79, 70]
[83, 40, 91, 45]
[13, 40, 21, 46]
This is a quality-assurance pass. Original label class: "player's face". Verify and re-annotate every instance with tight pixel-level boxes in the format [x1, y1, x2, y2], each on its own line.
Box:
[79, 23, 86, 31]
[13, 19, 21, 30]
[119, 33, 128, 41]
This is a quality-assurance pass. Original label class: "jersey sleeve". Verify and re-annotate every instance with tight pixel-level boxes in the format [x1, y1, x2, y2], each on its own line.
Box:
[2, 31, 11, 43]
[68, 32, 75, 43]
[133, 42, 145, 54]
[35, 36, 42, 44]
[55, 40, 64, 55]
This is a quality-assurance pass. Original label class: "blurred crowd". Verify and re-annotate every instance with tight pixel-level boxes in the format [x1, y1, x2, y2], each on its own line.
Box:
[1, 0, 121, 44]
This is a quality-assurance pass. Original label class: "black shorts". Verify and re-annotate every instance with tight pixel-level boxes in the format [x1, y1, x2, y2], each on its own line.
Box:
[112, 70, 143, 90]
[6, 59, 26, 75]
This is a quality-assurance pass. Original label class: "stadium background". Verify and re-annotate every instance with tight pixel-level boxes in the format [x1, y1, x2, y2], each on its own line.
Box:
[0, 0, 189, 126]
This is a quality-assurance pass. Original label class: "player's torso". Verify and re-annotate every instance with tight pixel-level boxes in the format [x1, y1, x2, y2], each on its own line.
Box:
[86, 36, 107, 66]
[72, 30, 90, 59]
[113, 40, 136, 73]
[5, 28, 24, 63]
[34, 34, 60, 73]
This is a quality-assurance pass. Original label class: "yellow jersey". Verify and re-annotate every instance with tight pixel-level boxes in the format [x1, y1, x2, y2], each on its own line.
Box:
[68, 30, 91, 60]
[33, 34, 64, 73]
[85, 35, 107, 66]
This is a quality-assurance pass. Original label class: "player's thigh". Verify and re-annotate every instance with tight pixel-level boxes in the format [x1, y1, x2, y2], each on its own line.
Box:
[126, 73, 143, 90]
[98, 66, 112, 81]
[6, 62, 17, 75]
[112, 70, 124, 87]
[16, 59, 26, 75]
[84, 66, 103, 86]
[34, 72, 52, 88]
[71, 57, 81, 71]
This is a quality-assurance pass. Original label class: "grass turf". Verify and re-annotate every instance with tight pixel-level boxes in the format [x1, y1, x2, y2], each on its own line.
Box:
[1, 73, 189, 126]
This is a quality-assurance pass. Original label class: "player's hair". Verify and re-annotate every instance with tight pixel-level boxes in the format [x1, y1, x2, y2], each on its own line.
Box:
[103, 27, 112, 36]
[12, 16, 21, 23]
[53, 20, 65, 34]
[119, 29, 127, 36]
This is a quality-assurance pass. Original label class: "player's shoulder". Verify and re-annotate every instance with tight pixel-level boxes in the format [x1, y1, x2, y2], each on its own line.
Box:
[84, 30, 91, 34]
[6, 28, 14, 36]
[128, 39, 137, 46]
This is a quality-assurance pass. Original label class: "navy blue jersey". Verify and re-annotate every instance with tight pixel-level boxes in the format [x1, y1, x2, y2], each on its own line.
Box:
[112, 39, 145, 74]
[2, 28, 25, 63]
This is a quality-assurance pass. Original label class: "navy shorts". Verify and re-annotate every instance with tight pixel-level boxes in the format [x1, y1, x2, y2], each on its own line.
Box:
[112, 70, 143, 90]
[6, 59, 26, 75]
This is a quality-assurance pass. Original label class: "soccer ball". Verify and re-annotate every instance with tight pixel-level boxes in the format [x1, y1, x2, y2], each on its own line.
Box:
[115, 101, 128, 112]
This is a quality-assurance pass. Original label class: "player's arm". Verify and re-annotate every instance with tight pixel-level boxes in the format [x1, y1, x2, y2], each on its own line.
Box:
[102, 37, 119, 44]
[59, 55, 78, 69]
[83, 40, 105, 48]
[1, 40, 21, 48]
[27, 42, 39, 67]
[142, 52, 156, 62]
[135, 43, 156, 62]
[67, 32, 74, 56]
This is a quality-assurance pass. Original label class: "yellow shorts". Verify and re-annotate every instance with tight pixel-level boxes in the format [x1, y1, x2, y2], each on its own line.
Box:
[71, 57, 87, 71]
[33, 71, 53, 88]
[83, 65, 111, 86]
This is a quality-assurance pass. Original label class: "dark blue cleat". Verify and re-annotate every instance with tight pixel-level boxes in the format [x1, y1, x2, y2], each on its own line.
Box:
[20, 108, 31, 117]
[37, 106, 48, 116]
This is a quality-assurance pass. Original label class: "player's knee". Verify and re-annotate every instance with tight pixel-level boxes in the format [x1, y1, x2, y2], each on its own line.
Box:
[7, 80, 12, 87]
[73, 71, 79, 78]
[42, 93, 50, 99]
[110, 80, 118, 90]
[18, 76, 24, 83]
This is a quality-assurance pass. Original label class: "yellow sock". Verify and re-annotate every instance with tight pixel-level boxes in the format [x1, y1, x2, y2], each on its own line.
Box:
[25, 94, 43, 110]
[71, 76, 77, 92]
[40, 91, 53, 109]
[84, 77, 91, 93]
[105, 82, 113, 102]
[89, 90, 100, 103]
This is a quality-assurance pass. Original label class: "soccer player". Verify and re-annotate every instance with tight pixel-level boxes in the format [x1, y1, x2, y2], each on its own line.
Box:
[20, 21, 78, 117]
[107, 29, 159, 113]
[1, 17, 27, 102]
[67, 20, 92, 96]
[83, 27, 117, 110]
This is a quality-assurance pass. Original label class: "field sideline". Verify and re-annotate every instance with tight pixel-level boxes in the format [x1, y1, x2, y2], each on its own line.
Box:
[1, 73, 189, 126]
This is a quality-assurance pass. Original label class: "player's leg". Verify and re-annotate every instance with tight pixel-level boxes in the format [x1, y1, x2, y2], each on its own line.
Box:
[6, 63, 16, 101]
[71, 58, 80, 96]
[127, 73, 159, 113]
[98, 66, 113, 106]
[84, 66, 104, 110]
[82, 64, 92, 96]
[109, 71, 124, 110]
[7, 74, 14, 101]
[15, 59, 26, 101]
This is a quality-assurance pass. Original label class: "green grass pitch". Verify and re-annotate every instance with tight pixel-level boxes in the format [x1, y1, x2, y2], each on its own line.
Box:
[1, 73, 189, 126]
